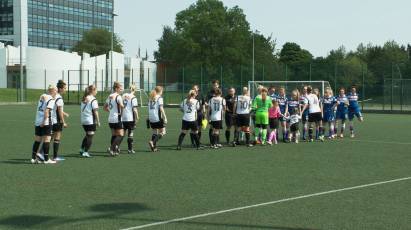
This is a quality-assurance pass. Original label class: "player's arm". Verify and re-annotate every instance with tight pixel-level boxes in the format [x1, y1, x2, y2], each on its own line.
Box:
[159, 98, 167, 124]
[103, 98, 109, 112]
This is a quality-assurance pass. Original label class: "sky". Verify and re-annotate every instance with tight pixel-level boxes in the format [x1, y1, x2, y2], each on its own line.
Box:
[115, 0, 411, 59]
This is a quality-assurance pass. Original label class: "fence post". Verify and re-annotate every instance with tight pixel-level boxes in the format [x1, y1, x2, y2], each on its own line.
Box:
[101, 69, 104, 103]
[262, 64, 265, 81]
[240, 65, 243, 87]
[67, 71, 70, 103]
[182, 66, 185, 101]
[334, 63, 337, 95]
[362, 64, 365, 111]
[200, 64, 203, 92]
[309, 63, 312, 81]
[44, 69, 47, 93]
[391, 63, 394, 111]
[220, 65, 223, 89]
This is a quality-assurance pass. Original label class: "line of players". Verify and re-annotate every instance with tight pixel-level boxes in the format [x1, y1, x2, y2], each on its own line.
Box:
[30, 79, 363, 163]
[176, 80, 364, 149]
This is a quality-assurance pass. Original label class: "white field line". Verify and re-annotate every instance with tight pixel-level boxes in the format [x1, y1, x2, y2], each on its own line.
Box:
[346, 139, 411, 145]
[120, 176, 411, 230]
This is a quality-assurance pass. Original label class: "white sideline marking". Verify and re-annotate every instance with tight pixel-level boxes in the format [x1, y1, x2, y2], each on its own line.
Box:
[120, 176, 411, 230]
[347, 139, 411, 145]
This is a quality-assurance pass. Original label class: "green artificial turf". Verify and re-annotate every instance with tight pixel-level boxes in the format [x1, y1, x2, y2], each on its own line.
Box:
[0, 105, 410, 230]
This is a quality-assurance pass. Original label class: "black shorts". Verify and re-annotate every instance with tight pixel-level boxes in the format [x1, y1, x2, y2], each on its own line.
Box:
[123, 121, 135, 130]
[83, 124, 96, 132]
[308, 112, 322, 123]
[236, 114, 250, 127]
[182, 120, 198, 131]
[269, 118, 280, 129]
[210, 120, 223, 130]
[52, 123, 63, 132]
[225, 113, 236, 127]
[290, 123, 299, 132]
[109, 122, 123, 130]
[35, 125, 52, 136]
[150, 121, 165, 129]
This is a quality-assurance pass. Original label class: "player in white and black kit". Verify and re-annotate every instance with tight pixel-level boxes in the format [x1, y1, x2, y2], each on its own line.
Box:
[31, 85, 57, 164]
[301, 86, 324, 142]
[148, 86, 167, 152]
[104, 82, 124, 156]
[206, 80, 220, 145]
[51, 80, 68, 161]
[122, 84, 139, 154]
[80, 85, 100, 158]
[234, 87, 252, 147]
[177, 90, 202, 150]
[191, 85, 205, 147]
[208, 88, 226, 149]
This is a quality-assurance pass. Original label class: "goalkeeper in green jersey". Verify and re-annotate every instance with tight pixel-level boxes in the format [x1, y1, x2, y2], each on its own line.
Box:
[251, 87, 272, 145]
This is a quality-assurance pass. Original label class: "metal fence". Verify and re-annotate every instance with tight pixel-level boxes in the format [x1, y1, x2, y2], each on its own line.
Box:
[1, 63, 410, 113]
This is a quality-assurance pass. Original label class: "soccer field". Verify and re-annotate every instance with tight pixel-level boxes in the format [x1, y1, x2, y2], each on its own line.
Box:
[0, 105, 410, 230]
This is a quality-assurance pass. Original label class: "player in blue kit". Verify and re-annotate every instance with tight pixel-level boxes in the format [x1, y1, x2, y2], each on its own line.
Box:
[321, 87, 337, 139]
[347, 85, 363, 138]
[277, 87, 288, 142]
[286, 90, 300, 142]
[335, 88, 349, 138]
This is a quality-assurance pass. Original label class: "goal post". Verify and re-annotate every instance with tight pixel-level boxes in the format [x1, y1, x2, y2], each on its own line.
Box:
[248, 81, 332, 98]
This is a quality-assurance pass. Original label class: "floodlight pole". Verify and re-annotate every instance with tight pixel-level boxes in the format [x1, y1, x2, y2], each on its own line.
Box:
[19, 11, 24, 102]
[111, 11, 118, 88]
[252, 33, 255, 83]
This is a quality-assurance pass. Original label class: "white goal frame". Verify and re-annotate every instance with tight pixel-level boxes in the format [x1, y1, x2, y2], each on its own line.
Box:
[248, 80, 331, 98]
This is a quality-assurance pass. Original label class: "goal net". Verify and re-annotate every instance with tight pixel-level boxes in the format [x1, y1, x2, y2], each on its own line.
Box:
[248, 81, 332, 98]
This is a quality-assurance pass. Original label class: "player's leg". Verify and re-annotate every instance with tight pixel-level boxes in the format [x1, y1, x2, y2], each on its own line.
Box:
[127, 126, 135, 153]
[31, 130, 42, 163]
[177, 130, 188, 150]
[178, 121, 189, 150]
[42, 125, 55, 163]
[281, 119, 287, 142]
[52, 129, 62, 160]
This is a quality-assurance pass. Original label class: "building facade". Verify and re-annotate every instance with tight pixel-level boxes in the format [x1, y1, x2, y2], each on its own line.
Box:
[0, 0, 113, 50]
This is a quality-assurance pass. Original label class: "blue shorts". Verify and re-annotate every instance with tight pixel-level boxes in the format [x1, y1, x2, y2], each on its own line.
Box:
[348, 107, 362, 120]
[323, 111, 335, 122]
[302, 111, 309, 122]
[336, 110, 347, 120]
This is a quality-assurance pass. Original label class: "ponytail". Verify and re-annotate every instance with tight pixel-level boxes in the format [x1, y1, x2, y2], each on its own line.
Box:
[82, 85, 96, 102]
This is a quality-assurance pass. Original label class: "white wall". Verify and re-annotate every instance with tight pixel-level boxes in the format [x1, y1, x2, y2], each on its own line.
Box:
[129, 57, 142, 88]
[81, 53, 107, 91]
[26, 47, 81, 90]
[142, 61, 157, 91]
[108, 51, 124, 87]
[0, 45, 7, 88]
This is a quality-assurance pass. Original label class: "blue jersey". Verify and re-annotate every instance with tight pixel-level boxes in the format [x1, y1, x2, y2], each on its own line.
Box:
[270, 93, 278, 101]
[347, 93, 360, 109]
[336, 95, 349, 113]
[287, 98, 299, 113]
[321, 96, 337, 114]
[277, 95, 287, 114]
[299, 95, 309, 115]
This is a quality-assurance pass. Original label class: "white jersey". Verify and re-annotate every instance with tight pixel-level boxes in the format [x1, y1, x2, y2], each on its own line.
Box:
[51, 93, 64, 124]
[305, 93, 321, 114]
[106, 93, 123, 124]
[289, 114, 301, 125]
[181, 98, 200, 122]
[209, 97, 225, 121]
[35, 94, 55, 126]
[81, 95, 99, 125]
[148, 96, 164, 123]
[122, 93, 138, 122]
[235, 95, 251, 115]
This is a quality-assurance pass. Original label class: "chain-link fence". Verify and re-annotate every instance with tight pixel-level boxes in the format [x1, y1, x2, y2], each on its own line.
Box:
[1, 63, 410, 112]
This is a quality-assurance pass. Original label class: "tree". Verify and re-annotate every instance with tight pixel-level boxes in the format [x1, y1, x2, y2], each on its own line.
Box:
[72, 28, 123, 56]
[154, 0, 277, 85]
[279, 42, 313, 66]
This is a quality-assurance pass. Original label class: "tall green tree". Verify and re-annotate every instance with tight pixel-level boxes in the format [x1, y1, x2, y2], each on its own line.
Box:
[72, 28, 123, 56]
[155, 0, 277, 85]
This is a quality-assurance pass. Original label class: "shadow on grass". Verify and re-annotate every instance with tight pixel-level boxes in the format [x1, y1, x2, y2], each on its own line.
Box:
[0, 159, 32, 165]
[0, 202, 151, 229]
